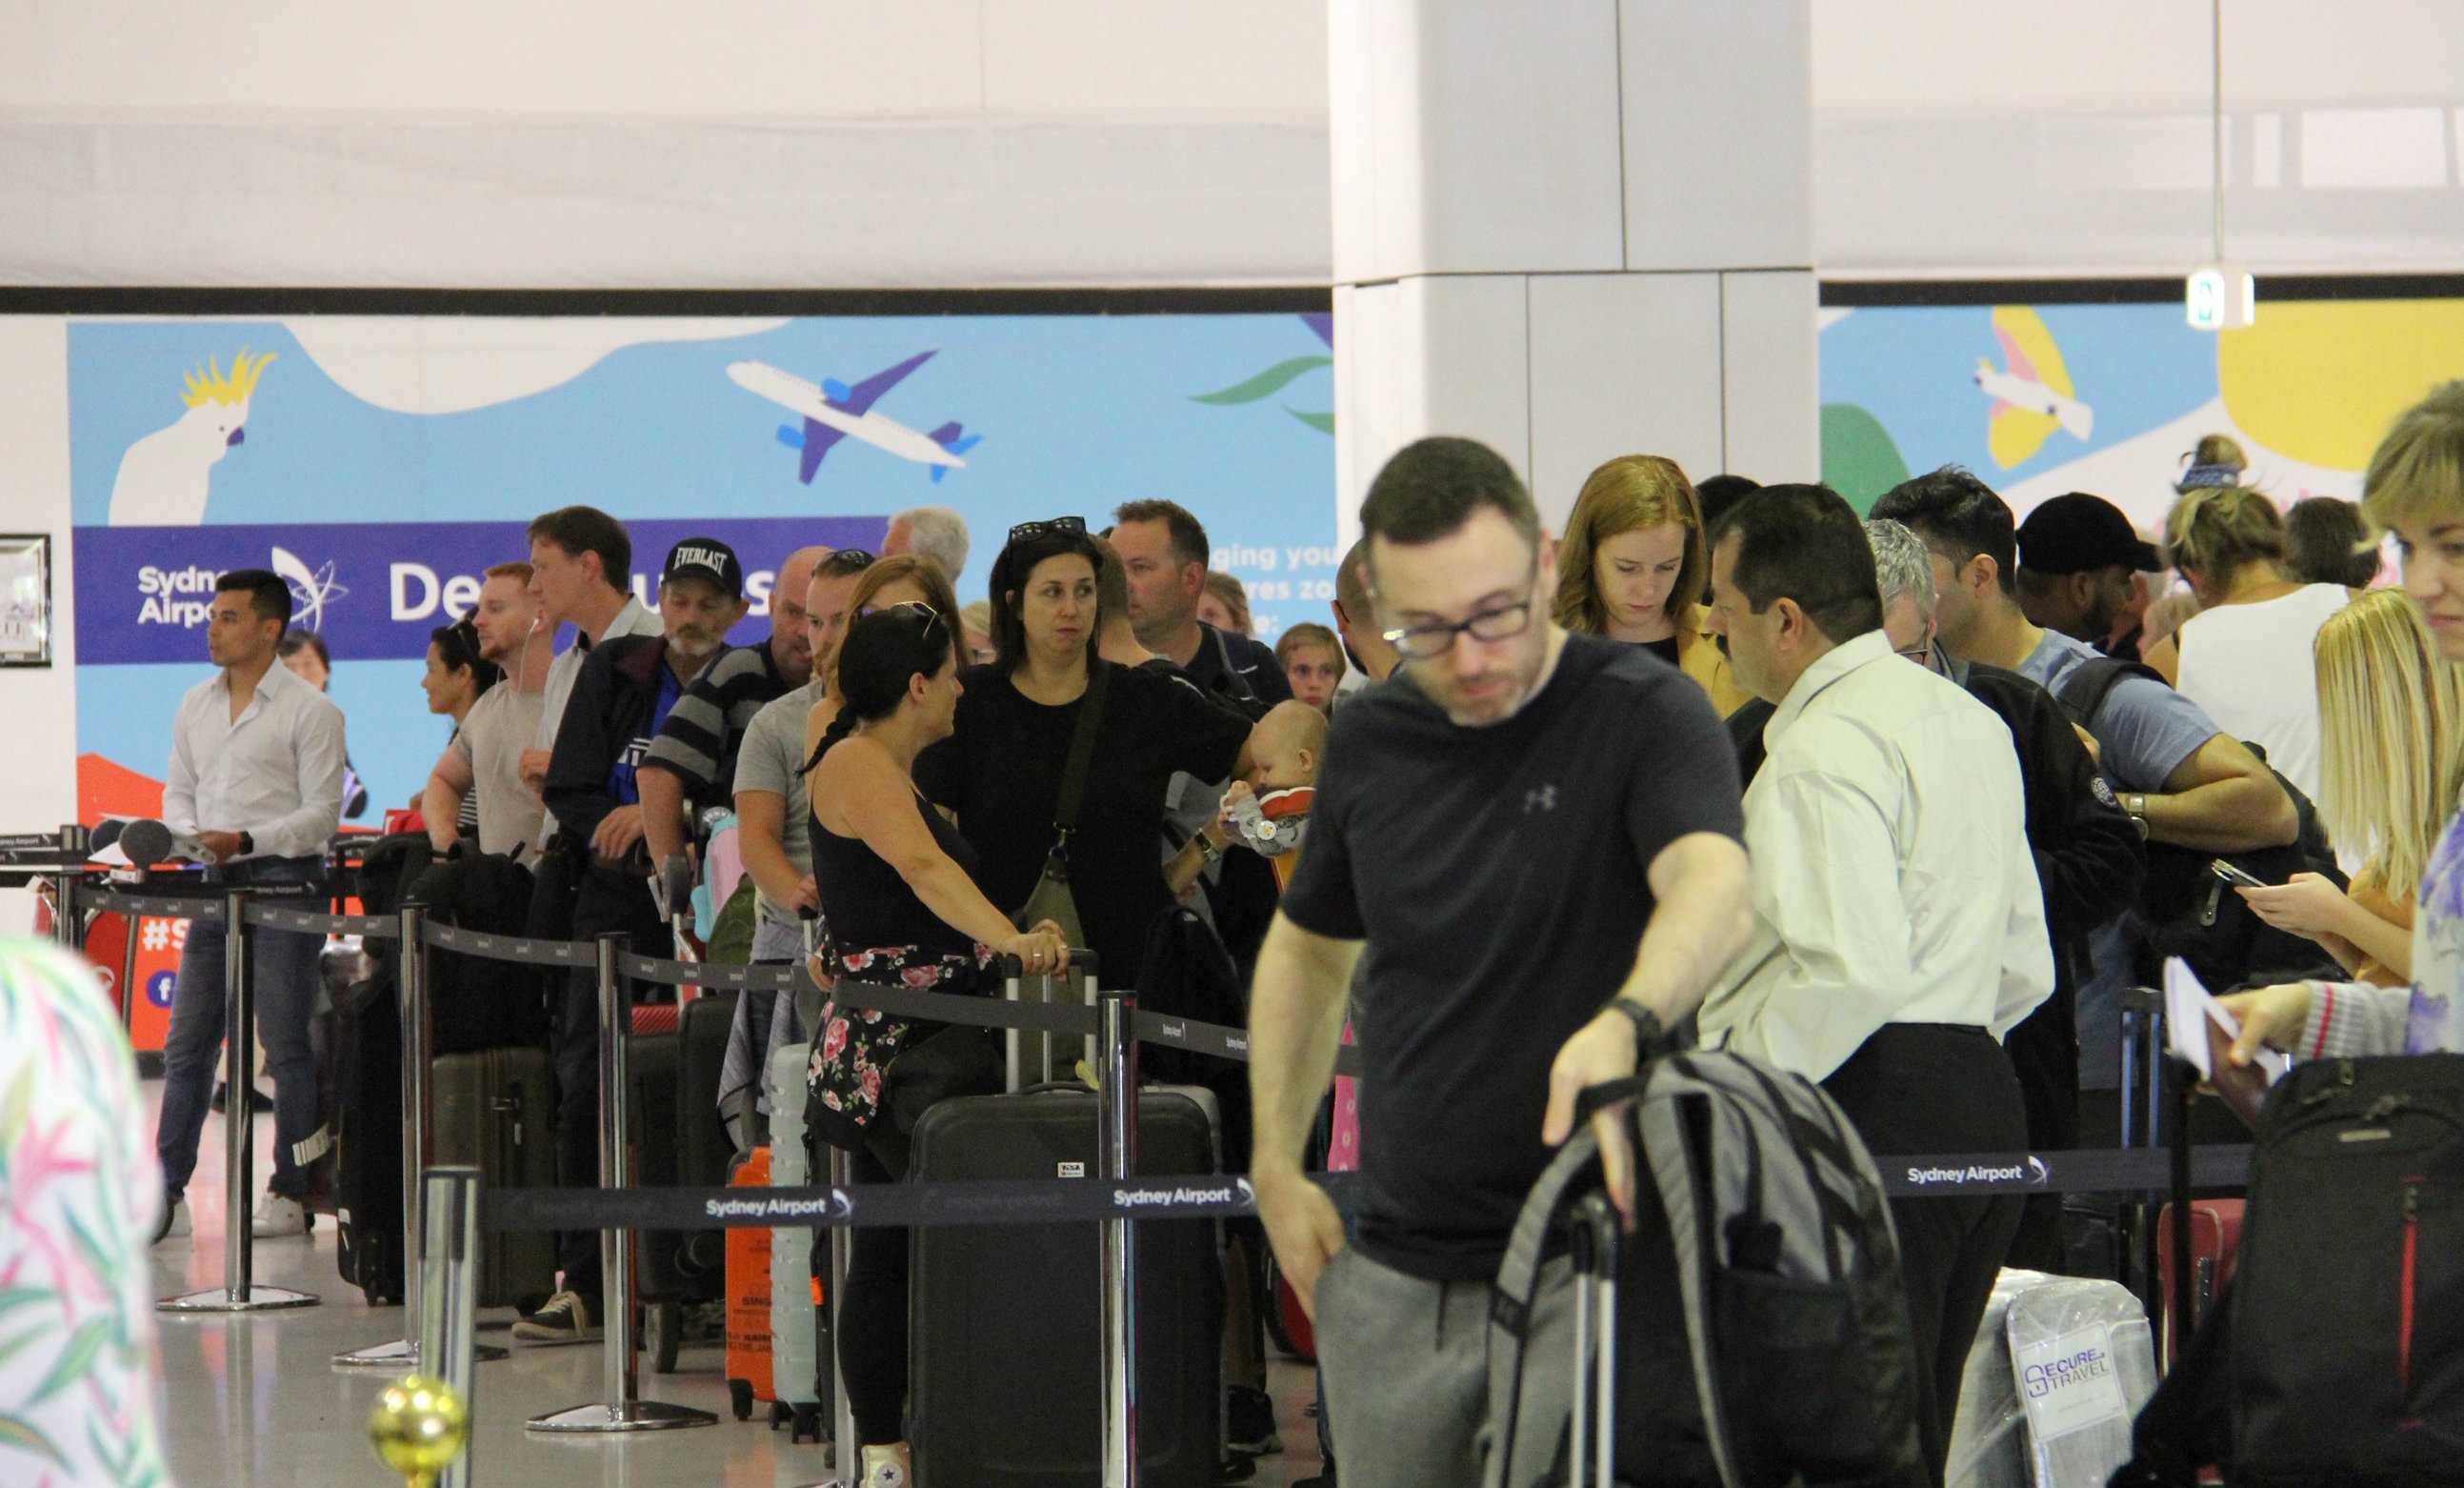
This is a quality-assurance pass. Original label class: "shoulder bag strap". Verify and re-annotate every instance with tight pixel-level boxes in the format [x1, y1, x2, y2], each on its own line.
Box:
[1046, 659, 1112, 872]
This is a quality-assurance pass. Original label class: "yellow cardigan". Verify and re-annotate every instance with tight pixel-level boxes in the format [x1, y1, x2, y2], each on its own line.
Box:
[1674, 603, 1753, 718]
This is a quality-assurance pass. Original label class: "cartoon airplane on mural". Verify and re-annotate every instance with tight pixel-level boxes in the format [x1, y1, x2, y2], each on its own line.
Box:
[1975, 306, 2094, 469]
[727, 352, 980, 484]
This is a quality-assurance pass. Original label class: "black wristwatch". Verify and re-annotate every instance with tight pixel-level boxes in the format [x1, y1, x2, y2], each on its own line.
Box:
[236, 831, 255, 857]
[1601, 997, 1667, 1050]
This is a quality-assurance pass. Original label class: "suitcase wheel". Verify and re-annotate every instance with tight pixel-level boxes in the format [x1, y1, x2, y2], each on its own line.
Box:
[791, 1402, 822, 1445]
[647, 1301, 682, 1375]
[729, 1377, 754, 1421]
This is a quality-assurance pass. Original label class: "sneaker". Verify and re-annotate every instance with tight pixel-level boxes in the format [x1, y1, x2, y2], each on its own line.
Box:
[511, 1290, 602, 1345]
[858, 1441, 911, 1488]
[152, 1196, 190, 1245]
[1227, 1384, 1282, 1456]
[250, 1193, 310, 1237]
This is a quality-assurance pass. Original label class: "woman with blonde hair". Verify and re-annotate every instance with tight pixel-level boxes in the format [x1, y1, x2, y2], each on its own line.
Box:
[2237, 589, 2464, 985]
[1553, 453, 1749, 714]
[2145, 477, 2348, 800]
[2216, 380, 2464, 1059]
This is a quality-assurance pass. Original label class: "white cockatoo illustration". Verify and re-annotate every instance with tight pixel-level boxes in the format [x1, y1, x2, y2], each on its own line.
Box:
[108, 350, 275, 526]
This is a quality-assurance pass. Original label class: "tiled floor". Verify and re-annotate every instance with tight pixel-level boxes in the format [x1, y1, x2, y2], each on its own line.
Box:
[147, 1083, 1332, 1487]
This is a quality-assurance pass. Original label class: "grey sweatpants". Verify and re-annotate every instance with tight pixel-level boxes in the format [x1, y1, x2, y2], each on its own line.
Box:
[1315, 1242, 1574, 1488]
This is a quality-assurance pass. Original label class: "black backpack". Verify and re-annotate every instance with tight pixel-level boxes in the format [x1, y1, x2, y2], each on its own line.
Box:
[2053, 657, 2346, 990]
[2123, 1054, 2464, 1486]
[407, 845, 545, 1053]
[1133, 903, 1253, 1165]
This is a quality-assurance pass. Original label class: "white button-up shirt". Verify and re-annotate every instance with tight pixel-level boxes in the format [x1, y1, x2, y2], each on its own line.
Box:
[1701, 630, 2053, 1082]
[162, 660, 349, 862]
[535, 593, 664, 842]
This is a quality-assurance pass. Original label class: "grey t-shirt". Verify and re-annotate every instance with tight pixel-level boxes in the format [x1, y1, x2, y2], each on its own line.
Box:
[733, 680, 823, 927]
[451, 683, 547, 863]
[2017, 627, 2223, 1090]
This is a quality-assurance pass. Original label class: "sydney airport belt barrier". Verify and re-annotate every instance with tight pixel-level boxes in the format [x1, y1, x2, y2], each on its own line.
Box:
[68, 882, 2254, 1213]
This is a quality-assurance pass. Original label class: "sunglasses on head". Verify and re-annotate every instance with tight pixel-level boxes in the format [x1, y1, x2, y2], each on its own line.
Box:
[1008, 515, 1087, 545]
[833, 549, 877, 568]
[865, 600, 951, 647]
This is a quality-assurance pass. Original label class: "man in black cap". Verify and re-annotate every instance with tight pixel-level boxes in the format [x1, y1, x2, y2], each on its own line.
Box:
[2013, 492, 2165, 661]
[518, 535, 749, 1344]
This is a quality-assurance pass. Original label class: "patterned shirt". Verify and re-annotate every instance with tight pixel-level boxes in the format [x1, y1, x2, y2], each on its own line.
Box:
[0, 939, 169, 1488]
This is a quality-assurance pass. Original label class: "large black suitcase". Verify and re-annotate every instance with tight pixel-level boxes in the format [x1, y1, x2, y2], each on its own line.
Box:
[431, 1045, 559, 1310]
[629, 1003, 735, 1296]
[331, 969, 405, 1305]
[907, 1087, 1224, 1488]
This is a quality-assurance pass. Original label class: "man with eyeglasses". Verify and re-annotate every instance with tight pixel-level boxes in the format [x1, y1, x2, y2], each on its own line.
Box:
[1727, 517, 2144, 1277]
[1248, 437, 1753, 1488]
[1697, 486, 2053, 1477]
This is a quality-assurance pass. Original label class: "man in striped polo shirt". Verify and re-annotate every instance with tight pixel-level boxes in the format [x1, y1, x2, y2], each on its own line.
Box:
[637, 545, 833, 886]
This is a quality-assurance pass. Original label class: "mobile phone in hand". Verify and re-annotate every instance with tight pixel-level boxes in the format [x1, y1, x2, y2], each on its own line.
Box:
[2210, 858, 2268, 890]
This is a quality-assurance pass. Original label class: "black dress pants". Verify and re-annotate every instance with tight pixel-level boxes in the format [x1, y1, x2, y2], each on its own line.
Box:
[1823, 1022, 2029, 1484]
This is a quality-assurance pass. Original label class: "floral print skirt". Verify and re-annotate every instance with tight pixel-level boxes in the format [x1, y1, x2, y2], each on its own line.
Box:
[807, 940, 992, 1136]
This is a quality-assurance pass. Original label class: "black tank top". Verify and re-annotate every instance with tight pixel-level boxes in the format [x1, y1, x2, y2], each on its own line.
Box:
[809, 781, 986, 961]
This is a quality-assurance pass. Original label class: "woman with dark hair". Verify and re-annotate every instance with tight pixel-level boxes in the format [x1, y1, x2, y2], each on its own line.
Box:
[2284, 495, 2383, 589]
[918, 516, 1253, 985]
[421, 618, 497, 834]
[803, 604, 1069, 1488]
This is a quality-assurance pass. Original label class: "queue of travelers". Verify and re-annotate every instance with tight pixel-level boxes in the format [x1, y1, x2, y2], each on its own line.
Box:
[113, 376, 2464, 1488]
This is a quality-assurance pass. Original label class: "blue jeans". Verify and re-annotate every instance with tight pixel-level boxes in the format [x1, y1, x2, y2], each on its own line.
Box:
[154, 856, 326, 1199]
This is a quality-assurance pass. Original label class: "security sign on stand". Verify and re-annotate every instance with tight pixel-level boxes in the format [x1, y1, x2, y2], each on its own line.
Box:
[2186, 265, 2256, 332]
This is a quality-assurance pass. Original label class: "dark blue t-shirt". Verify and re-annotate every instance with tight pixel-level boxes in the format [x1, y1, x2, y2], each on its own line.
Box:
[608, 664, 686, 807]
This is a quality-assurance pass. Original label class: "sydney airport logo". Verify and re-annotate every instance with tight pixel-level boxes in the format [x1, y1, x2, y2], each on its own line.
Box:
[1904, 1156, 2053, 1189]
[135, 546, 347, 631]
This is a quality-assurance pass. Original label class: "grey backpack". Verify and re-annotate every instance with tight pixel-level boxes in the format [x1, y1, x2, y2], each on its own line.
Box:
[1482, 1049, 1930, 1488]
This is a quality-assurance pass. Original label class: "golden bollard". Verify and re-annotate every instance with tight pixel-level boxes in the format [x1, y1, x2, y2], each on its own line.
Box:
[368, 1374, 469, 1488]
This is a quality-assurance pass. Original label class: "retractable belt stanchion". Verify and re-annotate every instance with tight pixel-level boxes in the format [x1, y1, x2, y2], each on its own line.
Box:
[418, 1166, 485, 1488]
[341, 903, 507, 1367]
[812, 1142, 857, 1488]
[528, 932, 717, 1435]
[51, 823, 88, 953]
[161, 886, 319, 1313]
[1097, 988, 1139, 1488]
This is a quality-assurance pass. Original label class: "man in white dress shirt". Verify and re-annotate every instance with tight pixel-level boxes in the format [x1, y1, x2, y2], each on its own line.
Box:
[151, 568, 347, 1243]
[1700, 484, 2053, 1478]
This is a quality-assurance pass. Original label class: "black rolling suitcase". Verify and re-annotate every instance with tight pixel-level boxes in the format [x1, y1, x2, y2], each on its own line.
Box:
[329, 968, 405, 1305]
[907, 1083, 1224, 1488]
[431, 1045, 558, 1310]
[628, 993, 738, 1369]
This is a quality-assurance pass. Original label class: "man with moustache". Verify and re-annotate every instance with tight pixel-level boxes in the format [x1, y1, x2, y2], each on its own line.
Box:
[516, 536, 751, 1344]
[635, 544, 834, 880]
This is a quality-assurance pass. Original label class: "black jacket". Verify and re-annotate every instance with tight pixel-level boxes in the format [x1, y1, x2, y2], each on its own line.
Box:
[544, 634, 691, 856]
[1181, 622, 1292, 717]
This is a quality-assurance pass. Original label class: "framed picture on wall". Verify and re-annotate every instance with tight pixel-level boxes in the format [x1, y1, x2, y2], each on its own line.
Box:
[0, 533, 52, 667]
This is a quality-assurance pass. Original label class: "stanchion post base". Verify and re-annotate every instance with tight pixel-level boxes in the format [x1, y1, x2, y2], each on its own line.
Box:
[157, 1286, 320, 1315]
[333, 1337, 508, 1369]
[527, 1399, 719, 1434]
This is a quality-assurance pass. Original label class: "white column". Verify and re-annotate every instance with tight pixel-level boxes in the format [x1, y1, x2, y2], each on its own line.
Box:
[1330, 0, 1815, 540]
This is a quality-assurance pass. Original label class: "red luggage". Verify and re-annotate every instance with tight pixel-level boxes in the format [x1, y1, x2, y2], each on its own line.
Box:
[2155, 1197, 2244, 1365]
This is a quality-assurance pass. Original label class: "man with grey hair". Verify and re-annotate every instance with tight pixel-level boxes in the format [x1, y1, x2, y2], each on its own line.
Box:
[883, 505, 971, 580]
[1728, 514, 2146, 1272]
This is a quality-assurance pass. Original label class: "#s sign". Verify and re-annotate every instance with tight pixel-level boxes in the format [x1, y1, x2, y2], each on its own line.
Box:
[2185, 266, 2256, 332]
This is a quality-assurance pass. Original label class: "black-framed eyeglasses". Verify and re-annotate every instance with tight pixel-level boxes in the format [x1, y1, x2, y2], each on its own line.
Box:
[1008, 515, 1087, 545]
[1379, 551, 1543, 660]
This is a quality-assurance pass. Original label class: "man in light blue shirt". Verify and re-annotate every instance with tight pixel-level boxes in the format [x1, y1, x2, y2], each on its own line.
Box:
[153, 568, 347, 1243]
